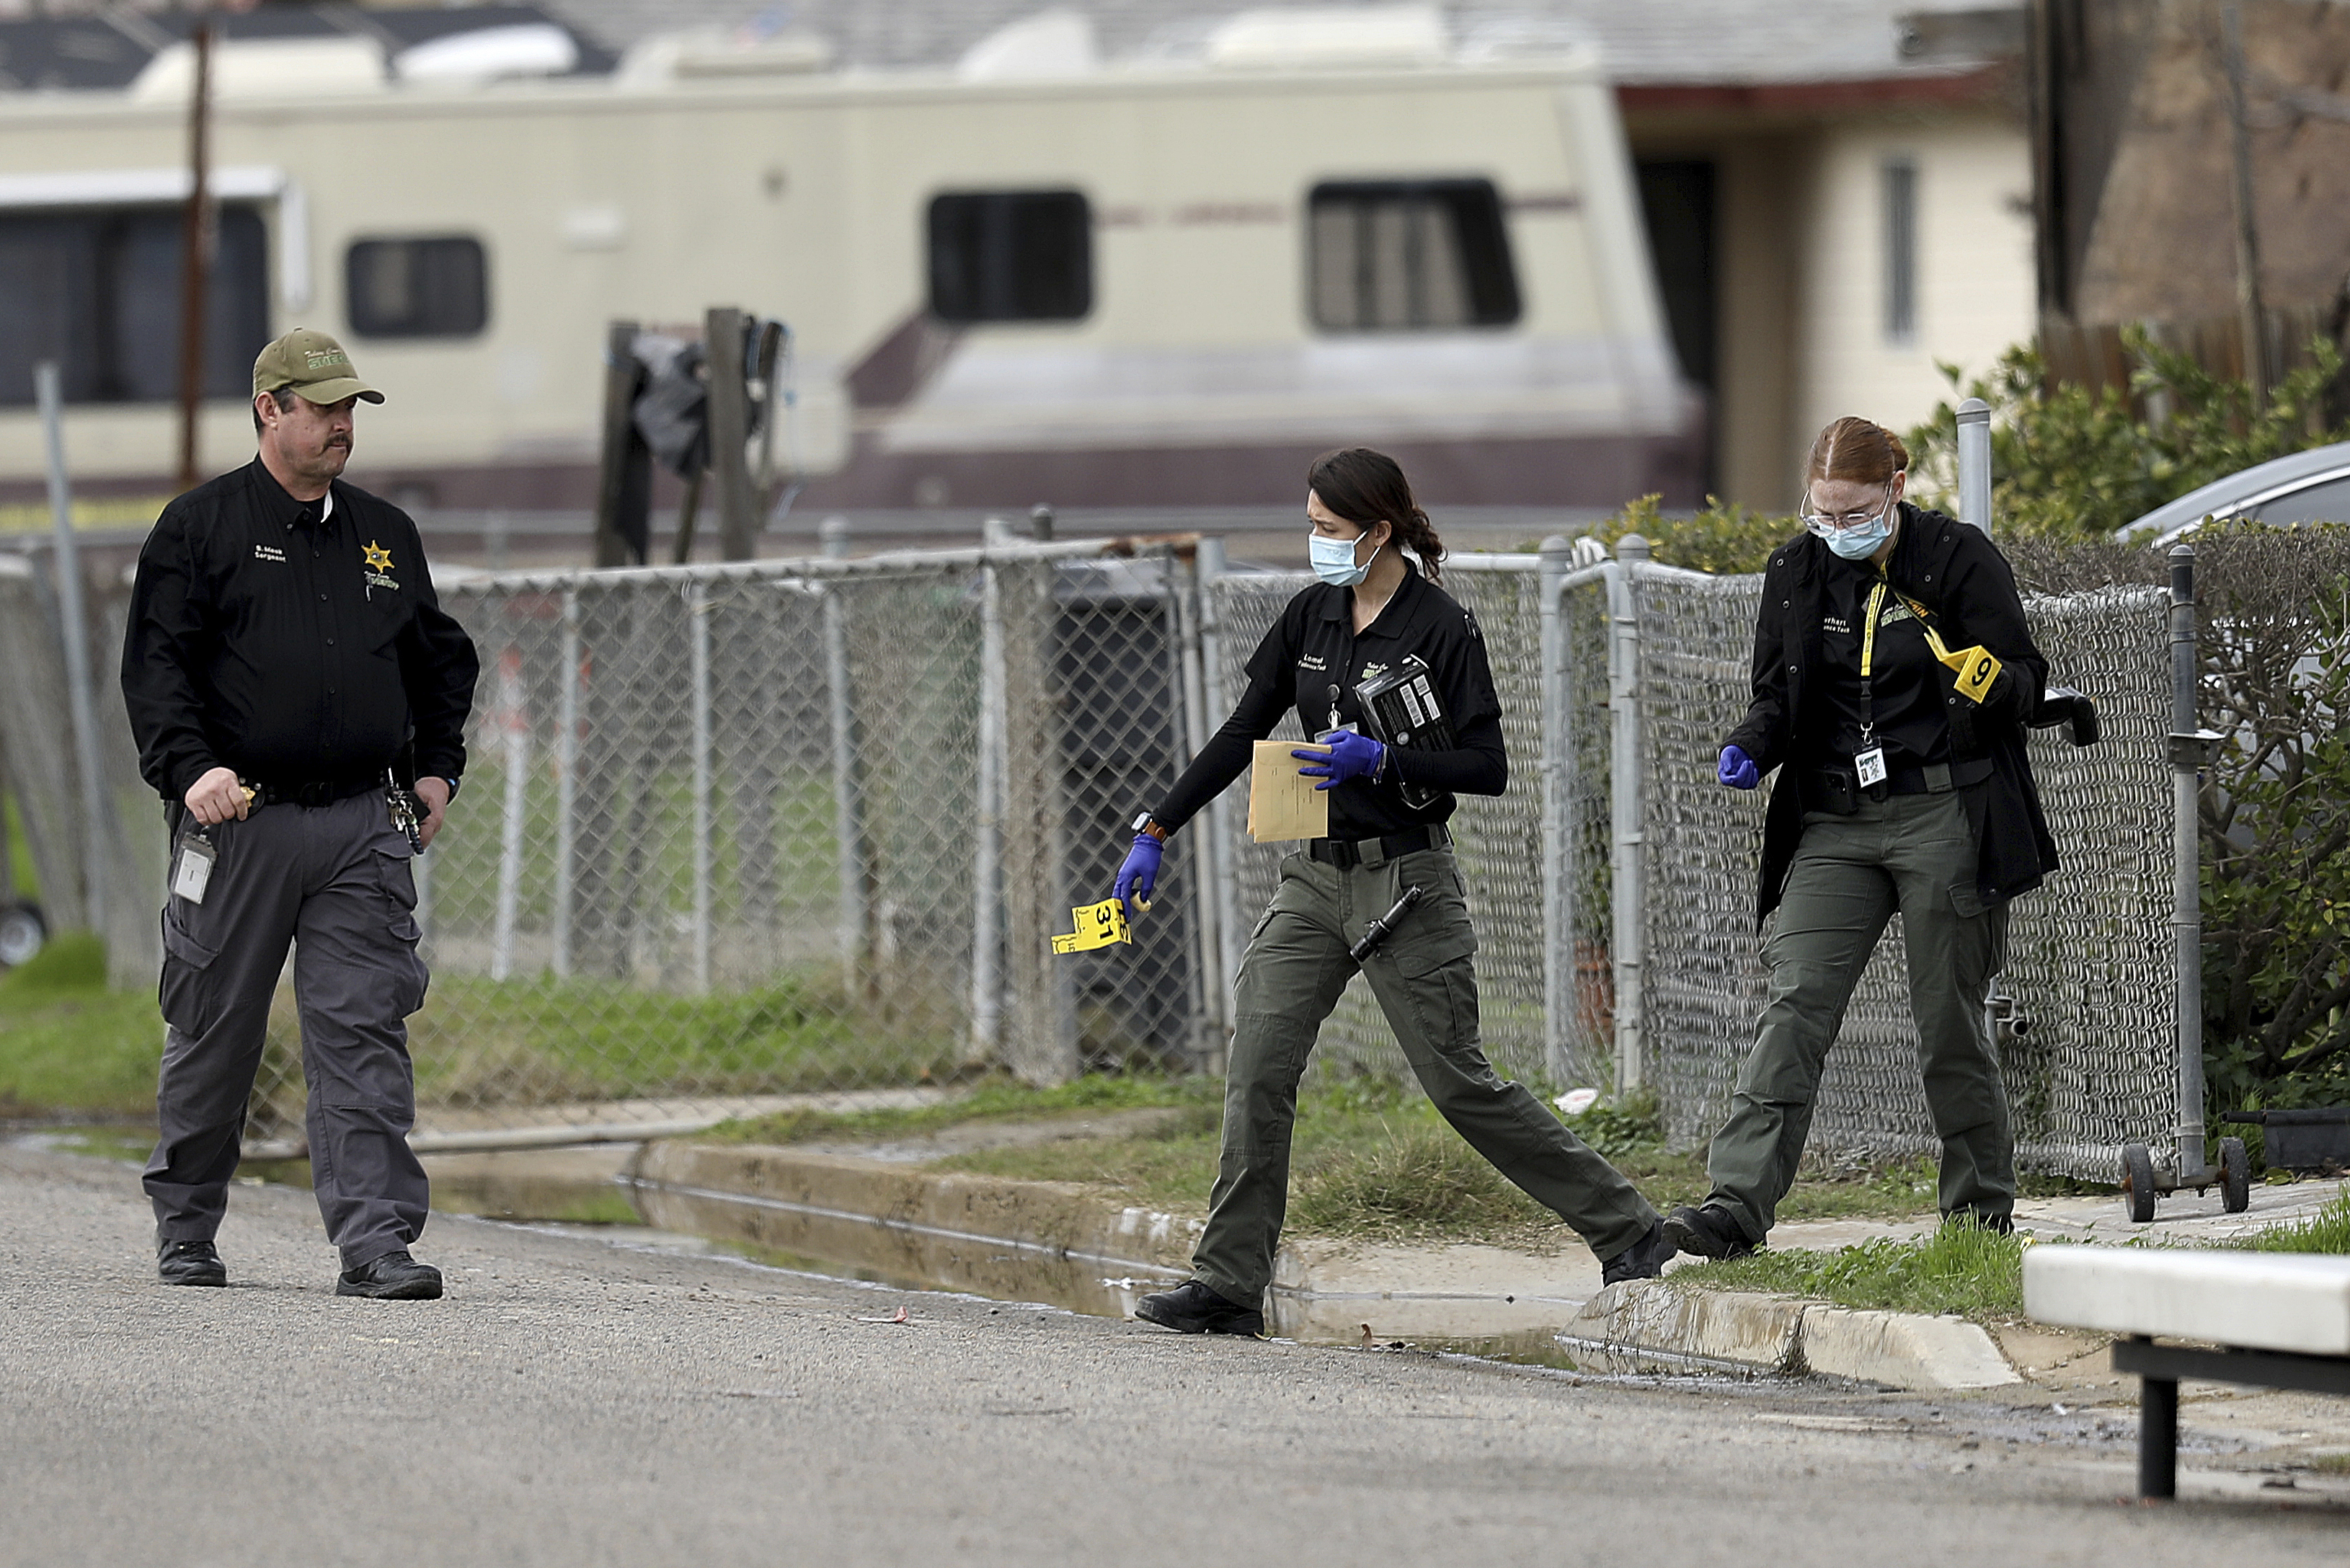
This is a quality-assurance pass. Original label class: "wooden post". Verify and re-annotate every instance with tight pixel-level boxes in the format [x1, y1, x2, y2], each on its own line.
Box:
[2222, 3, 2271, 405]
[174, 17, 215, 490]
[592, 319, 642, 567]
[705, 306, 757, 562]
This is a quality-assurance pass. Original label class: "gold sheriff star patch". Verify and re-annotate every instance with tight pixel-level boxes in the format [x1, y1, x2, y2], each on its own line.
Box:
[362, 540, 395, 572]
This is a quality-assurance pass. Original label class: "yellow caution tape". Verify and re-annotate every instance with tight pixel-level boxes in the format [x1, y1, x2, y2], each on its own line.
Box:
[1051, 898, 1133, 954]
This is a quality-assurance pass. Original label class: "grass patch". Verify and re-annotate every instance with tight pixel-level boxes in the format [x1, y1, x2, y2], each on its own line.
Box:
[0, 934, 164, 1118]
[2244, 1190, 2350, 1253]
[908, 1082, 1973, 1247]
[1669, 1225, 2027, 1321]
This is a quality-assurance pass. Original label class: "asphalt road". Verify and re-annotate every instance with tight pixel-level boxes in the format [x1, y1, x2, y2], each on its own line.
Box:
[3, 1143, 2343, 1567]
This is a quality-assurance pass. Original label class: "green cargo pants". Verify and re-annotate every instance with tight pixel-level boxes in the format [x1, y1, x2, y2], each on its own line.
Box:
[1703, 789, 2015, 1245]
[1190, 843, 1658, 1311]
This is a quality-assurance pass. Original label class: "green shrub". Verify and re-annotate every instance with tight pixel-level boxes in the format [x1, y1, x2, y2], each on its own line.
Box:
[0, 931, 106, 1001]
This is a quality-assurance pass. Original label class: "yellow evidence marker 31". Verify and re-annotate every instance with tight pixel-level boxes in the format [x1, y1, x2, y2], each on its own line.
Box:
[1052, 898, 1134, 954]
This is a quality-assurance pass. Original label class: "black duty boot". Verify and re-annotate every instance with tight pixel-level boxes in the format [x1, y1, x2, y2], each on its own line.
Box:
[1134, 1279, 1264, 1337]
[1600, 1220, 1677, 1285]
[1662, 1204, 1757, 1260]
[158, 1239, 227, 1287]
[336, 1249, 444, 1300]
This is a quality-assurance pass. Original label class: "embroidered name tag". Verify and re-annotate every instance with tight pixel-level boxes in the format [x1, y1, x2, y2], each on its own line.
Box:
[254, 544, 287, 563]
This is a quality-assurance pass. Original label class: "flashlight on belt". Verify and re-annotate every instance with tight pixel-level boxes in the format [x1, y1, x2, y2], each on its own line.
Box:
[1349, 885, 1427, 963]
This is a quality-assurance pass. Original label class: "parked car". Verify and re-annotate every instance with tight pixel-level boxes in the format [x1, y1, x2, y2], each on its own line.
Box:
[2116, 440, 2350, 546]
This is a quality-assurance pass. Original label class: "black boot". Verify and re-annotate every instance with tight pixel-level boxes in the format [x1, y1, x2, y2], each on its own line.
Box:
[1600, 1220, 1677, 1285]
[336, 1249, 443, 1300]
[158, 1238, 227, 1287]
[1662, 1204, 1757, 1260]
[1134, 1279, 1264, 1337]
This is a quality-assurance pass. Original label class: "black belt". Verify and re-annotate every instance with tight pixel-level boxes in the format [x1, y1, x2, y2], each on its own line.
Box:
[244, 776, 381, 809]
[1307, 823, 1450, 869]
[1805, 756, 1992, 814]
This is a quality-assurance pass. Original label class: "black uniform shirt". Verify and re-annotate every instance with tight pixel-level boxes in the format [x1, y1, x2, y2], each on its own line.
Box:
[121, 459, 481, 800]
[1804, 551, 1951, 770]
[1154, 562, 1506, 840]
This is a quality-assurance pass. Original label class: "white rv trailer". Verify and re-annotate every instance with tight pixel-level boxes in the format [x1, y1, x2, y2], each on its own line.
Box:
[0, 27, 1697, 513]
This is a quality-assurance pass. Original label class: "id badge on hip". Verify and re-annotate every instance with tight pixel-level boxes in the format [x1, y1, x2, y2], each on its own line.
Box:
[171, 831, 216, 904]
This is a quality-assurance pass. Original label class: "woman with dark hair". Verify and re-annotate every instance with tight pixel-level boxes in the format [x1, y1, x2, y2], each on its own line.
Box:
[1664, 416, 2059, 1263]
[1115, 447, 1671, 1337]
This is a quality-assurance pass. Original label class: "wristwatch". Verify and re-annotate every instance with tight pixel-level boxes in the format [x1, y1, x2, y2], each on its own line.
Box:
[1130, 811, 1169, 843]
[440, 776, 462, 801]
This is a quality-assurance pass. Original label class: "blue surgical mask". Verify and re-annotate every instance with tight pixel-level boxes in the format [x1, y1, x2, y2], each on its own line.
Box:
[1309, 531, 1372, 587]
[1812, 510, 1894, 561]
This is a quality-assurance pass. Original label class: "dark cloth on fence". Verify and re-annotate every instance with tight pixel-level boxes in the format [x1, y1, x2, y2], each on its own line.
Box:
[1151, 562, 1505, 841]
[1724, 505, 2057, 926]
[121, 459, 478, 802]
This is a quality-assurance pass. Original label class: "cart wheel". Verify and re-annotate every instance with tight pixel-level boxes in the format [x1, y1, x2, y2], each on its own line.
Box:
[2220, 1137, 2251, 1214]
[0, 902, 43, 968]
[2122, 1143, 2158, 1223]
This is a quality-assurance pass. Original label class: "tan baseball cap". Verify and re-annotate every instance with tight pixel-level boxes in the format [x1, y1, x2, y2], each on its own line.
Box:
[251, 327, 384, 406]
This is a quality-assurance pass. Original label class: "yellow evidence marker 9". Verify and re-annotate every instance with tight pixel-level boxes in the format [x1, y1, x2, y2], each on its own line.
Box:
[1052, 898, 1134, 954]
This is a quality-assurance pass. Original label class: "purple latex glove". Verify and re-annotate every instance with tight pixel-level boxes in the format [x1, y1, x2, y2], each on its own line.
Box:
[1295, 730, 1386, 792]
[1114, 833, 1163, 911]
[1718, 744, 1760, 790]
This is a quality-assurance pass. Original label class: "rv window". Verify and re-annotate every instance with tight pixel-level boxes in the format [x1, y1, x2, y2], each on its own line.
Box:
[927, 191, 1091, 324]
[1309, 180, 1520, 332]
[0, 205, 268, 407]
[346, 236, 489, 339]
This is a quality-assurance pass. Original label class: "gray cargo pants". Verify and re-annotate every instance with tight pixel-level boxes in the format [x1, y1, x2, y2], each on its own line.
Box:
[1703, 789, 2014, 1244]
[145, 789, 433, 1269]
[1191, 843, 1657, 1311]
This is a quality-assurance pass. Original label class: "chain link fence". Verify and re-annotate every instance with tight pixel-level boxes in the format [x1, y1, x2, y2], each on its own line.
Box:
[2, 526, 2186, 1179]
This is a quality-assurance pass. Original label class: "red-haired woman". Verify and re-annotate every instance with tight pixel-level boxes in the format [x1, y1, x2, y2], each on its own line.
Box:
[1665, 417, 2059, 1261]
[1114, 448, 1670, 1337]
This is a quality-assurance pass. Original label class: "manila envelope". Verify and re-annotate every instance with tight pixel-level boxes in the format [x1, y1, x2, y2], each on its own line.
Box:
[1247, 740, 1329, 842]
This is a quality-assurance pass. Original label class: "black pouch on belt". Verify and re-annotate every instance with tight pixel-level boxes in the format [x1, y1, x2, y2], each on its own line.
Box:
[1806, 765, 1861, 816]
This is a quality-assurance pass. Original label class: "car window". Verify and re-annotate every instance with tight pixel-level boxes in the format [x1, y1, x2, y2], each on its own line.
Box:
[2248, 474, 2350, 524]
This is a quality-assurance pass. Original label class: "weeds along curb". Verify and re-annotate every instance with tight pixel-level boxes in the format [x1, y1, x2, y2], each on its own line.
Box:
[1563, 1281, 2023, 1391]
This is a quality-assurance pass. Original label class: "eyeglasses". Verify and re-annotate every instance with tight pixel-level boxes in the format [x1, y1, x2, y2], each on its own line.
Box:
[1800, 485, 1893, 533]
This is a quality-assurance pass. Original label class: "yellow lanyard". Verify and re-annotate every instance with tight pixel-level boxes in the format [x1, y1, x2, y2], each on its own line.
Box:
[1858, 581, 1888, 679]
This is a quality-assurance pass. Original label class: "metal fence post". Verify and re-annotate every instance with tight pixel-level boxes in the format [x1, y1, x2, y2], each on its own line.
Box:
[1171, 546, 1225, 1060]
[970, 521, 1011, 1060]
[1608, 536, 1650, 1097]
[551, 588, 580, 978]
[1956, 397, 1993, 534]
[688, 580, 713, 993]
[1538, 535, 1572, 1086]
[2168, 544, 2210, 1182]
[489, 646, 531, 982]
[1195, 536, 1240, 1060]
[35, 362, 109, 942]
[820, 517, 867, 993]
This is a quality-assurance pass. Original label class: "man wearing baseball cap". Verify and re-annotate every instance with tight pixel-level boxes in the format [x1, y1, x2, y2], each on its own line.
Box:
[121, 328, 479, 1300]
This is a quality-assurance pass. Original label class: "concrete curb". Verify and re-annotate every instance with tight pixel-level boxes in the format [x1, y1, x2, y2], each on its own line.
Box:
[1563, 1281, 2023, 1391]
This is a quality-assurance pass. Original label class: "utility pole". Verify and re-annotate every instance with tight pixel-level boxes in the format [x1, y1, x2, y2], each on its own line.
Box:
[2221, 2, 2271, 405]
[174, 9, 216, 490]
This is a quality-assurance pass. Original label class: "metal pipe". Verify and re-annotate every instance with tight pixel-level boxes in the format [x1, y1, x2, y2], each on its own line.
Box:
[820, 517, 866, 991]
[551, 588, 580, 978]
[463, 533, 1171, 595]
[35, 363, 108, 940]
[174, 17, 213, 490]
[1608, 540, 1649, 1096]
[1956, 397, 1993, 534]
[970, 520, 1012, 1059]
[2170, 544, 2207, 1183]
[688, 581, 713, 994]
[1538, 534, 1572, 1085]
